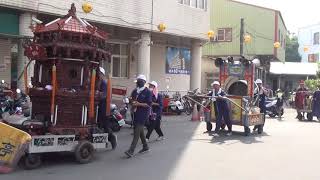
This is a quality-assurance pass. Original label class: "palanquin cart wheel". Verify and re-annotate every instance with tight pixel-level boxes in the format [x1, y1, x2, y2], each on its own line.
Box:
[74, 141, 94, 164]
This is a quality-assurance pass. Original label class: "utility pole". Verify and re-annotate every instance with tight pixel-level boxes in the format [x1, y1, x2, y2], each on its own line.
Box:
[240, 18, 244, 56]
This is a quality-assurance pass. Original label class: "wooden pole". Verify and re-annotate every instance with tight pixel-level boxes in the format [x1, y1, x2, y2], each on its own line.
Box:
[106, 73, 111, 116]
[50, 65, 57, 123]
[23, 66, 28, 94]
[89, 69, 96, 119]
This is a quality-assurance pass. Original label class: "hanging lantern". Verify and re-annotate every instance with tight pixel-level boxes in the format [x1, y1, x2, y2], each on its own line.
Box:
[157, 23, 166, 32]
[82, 2, 93, 14]
[207, 30, 215, 39]
[303, 46, 309, 52]
[244, 34, 252, 43]
[274, 41, 281, 48]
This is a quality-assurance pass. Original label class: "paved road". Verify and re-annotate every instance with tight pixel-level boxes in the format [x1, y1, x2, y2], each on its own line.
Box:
[3, 108, 320, 180]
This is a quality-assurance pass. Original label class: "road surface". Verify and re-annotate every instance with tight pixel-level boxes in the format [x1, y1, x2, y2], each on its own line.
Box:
[3, 108, 320, 180]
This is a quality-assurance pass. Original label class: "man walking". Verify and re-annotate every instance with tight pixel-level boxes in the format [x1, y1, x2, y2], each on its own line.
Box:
[97, 67, 117, 149]
[253, 79, 268, 132]
[125, 75, 152, 158]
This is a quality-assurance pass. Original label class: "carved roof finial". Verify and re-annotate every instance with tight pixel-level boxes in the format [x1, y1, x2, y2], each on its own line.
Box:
[68, 3, 77, 16]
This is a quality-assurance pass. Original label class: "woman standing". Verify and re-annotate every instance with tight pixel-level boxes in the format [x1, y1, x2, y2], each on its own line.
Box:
[146, 81, 164, 141]
[312, 86, 320, 120]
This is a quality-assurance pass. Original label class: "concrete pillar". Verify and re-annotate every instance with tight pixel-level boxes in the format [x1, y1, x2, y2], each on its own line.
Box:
[278, 76, 281, 90]
[137, 32, 151, 81]
[18, 12, 35, 90]
[190, 41, 202, 91]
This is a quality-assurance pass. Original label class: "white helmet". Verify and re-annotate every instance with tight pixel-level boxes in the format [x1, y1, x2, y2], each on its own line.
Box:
[211, 81, 220, 86]
[255, 79, 262, 84]
[149, 81, 158, 88]
[99, 67, 106, 75]
[136, 74, 147, 82]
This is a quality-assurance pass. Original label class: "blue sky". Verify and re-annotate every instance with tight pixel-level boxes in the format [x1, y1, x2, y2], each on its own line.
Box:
[236, 0, 320, 33]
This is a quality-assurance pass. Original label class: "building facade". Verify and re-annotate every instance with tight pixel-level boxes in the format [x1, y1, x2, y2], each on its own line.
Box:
[202, 0, 287, 90]
[298, 23, 320, 63]
[0, 0, 210, 94]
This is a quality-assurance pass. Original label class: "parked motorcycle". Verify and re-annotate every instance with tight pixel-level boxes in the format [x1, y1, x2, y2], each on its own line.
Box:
[181, 88, 201, 115]
[2, 89, 31, 128]
[166, 92, 185, 115]
[109, 103, 126, 132]
[265, 95, 284, 118]
[119, 97, 133, 126]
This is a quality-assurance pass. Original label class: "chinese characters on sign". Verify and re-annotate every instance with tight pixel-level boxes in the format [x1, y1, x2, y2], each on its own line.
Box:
[0, 142, 15, 157]
[166, 47, 191, 75]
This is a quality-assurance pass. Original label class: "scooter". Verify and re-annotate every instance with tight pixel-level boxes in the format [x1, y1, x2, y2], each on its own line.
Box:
[168, 99, 184, 115]
[2, 89, 31, 128]
[265, 95, 284, 118]
[109, 104, 126, 132]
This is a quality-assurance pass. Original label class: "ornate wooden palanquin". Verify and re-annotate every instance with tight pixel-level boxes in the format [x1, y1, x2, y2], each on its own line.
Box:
[24, 3, 111, 135]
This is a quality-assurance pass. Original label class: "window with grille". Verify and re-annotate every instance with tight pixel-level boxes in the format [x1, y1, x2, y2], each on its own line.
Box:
[110, 43, 129, 78]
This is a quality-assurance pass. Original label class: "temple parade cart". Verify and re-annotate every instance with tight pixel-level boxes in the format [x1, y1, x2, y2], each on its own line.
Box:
[186, 58, 265, 136]
[0, 3, 113, 170]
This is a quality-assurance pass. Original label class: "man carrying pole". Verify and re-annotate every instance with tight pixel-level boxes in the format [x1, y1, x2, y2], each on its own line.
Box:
[209, 81, 232, 137]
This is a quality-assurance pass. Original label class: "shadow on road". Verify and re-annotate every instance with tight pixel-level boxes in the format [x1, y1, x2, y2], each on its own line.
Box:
[5, 115, 201, 180]
[209, 131, 269, 145]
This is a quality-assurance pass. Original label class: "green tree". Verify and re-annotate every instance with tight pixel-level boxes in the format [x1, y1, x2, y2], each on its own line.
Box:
[285, 35, 301, 62]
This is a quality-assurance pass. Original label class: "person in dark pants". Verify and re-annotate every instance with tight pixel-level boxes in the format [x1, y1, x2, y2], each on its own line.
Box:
[253, 79, 268, 132]
[209, 81, 232, 137]
[125, 74, 152, 158]
[295, 80, 308, 119]
[97, 67, 117, 149]
[146, 81, 164, 141]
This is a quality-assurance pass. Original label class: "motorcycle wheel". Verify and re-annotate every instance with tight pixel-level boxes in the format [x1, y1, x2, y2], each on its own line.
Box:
[111, 120, 121, 132]
[176, 108, 182, 115]
[184, 102, 192, 115]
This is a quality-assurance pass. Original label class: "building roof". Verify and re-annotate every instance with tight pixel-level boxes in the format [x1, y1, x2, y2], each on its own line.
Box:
[230, 0, 287, 31]
[270, 62, 318, 76]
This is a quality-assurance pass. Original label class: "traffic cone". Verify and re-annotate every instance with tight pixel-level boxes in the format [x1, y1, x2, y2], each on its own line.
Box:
[199, 105, 205, 121]
[191, 104, 200, 121]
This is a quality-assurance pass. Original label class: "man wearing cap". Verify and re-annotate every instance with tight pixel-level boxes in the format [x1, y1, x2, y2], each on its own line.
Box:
[209, 81, 232, 136]
[146, 81, 164, 141]
[125, 74, 152, 158]
[253, 79, 268, 132]
[97, 67, 117, 149]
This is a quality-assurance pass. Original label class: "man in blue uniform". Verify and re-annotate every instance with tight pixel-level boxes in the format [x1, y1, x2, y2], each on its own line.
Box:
[253, 79, 268, 132]
[125, 74, 152, 158]
[209, 81, 232, 136]
[97, 67, 117, 149]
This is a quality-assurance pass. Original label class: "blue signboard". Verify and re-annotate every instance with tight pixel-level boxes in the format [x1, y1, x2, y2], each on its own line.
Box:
[166, 47, 191, 74]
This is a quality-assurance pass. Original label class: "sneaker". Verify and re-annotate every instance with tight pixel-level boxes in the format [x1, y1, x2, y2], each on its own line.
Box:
[125, 150, 134, 158]
[156, 136, 165, 141]
[226, 132, 232, 136]
[146, 138, 150, 143]
[138, 148, 150, 154]
[212, 132, 220, 137]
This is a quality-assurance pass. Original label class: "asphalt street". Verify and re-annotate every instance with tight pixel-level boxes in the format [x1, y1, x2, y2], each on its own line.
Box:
[3, 108, 320, 180]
